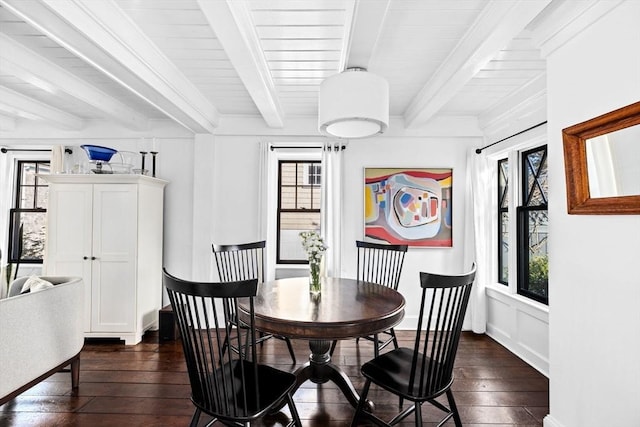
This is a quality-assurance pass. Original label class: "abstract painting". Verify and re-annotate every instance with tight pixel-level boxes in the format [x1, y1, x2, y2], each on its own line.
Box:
[364, 168, 453, 247]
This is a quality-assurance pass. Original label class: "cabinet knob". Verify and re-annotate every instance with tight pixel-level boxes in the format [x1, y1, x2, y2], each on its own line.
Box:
[91, 256, 97, 260]
[83, 256, 88, 260]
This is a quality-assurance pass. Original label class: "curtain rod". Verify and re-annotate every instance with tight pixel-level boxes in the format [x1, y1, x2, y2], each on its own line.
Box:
[270, 145, 320, 150]
[475, 121, 547, 154]
[270, 144, 347, 151]
[1, 147, 73, 154]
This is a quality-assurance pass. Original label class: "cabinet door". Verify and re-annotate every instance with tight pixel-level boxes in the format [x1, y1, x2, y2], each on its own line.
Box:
[45, 184, 93, 332]
[90, 184, 138, 333]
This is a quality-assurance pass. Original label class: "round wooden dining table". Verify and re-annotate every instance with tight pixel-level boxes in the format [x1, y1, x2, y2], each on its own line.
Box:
[238, 276, 405, 410]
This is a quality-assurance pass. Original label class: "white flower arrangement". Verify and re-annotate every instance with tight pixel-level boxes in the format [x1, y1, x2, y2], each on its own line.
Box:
[299, 230, 327, 263]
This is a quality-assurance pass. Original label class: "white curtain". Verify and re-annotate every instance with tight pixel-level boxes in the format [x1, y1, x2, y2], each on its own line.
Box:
[320, 141, 346, 277]
[257, 141, 269, 241]
[463, 147, 493, 333]
[0, 152, 11, 278]
[257, 141, 277, 281]
[50, 145, 65, 174]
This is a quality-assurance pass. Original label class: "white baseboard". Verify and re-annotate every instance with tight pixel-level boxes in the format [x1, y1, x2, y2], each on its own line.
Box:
[543, 415, 565, 427]
[486, 327, 548, 377]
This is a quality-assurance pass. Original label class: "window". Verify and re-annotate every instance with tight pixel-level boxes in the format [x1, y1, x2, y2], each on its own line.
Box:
[304, 163, 321, 186]
[8, 160, 50, 263]
[498, 159, 509, 284]
[517, 146, 548, 303]
[497, 145, 548, 305]
[277, 160, 321, 264]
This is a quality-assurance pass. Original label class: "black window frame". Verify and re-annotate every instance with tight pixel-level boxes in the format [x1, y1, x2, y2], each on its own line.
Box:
[276, 160, 321, 264]
[497, 158, 509, 285]
[516, 145, 548, 304]
[7, 160, 50, 264]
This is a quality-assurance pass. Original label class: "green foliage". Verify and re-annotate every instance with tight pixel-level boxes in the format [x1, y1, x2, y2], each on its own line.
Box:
[528, 255, 548, 297]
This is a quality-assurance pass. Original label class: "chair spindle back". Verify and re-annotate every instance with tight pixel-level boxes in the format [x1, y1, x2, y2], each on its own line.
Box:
[356, 240, 408, 289]
[212, 240, 265, 283]
[163, 269, 259, 419]
[410, 265, 476, 397]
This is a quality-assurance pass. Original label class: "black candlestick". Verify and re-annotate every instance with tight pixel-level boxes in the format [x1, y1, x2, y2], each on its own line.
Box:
[150, 151, 158, 177]
[140, 151, 147, 174]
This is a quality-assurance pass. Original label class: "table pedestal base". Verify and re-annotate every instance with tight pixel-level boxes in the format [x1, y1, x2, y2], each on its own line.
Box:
[291, 340, 374, 412]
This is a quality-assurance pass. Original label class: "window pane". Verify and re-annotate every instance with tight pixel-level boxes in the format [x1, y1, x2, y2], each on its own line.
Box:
[281, 162, 297, 185]
[499, 160, 509, 208]
[36, 163, 50, 174]
[499, 212, 509, 283]
[20, 163, 37, 185]
[279, 212, 320, 262]
[498, 158, 509, 285]
[522, 209, 549, 301]
[297, 186, 314, 209]
[9, 210, 47, 262]
[280, 186, 297, 209]
[36, 186, 49, 209]
[280, 211, 320, 231]
[35, 174, 50, 187]
[524, 147, 548, 206]
[311, 186, 321, 208]
[20, 187, 35, 208]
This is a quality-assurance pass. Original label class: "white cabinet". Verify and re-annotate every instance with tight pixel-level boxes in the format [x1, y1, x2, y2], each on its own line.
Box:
[41, 174, 167, 345]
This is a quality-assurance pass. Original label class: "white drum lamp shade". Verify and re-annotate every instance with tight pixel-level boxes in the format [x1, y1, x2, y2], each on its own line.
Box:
[318, 68, 389, 139]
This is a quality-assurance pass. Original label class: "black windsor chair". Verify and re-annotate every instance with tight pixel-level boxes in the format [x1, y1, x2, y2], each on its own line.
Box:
[330, 240, 408, 357]
[212, 240, 296, 364]
[163, 269, 302, 427]
[350, 264, 476, 427]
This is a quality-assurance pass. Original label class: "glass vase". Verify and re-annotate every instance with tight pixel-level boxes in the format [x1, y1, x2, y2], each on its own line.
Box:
[309, 259, 321, 296]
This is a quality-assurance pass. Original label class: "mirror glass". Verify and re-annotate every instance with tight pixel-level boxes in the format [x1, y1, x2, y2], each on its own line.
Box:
[586, 124, 640, 198]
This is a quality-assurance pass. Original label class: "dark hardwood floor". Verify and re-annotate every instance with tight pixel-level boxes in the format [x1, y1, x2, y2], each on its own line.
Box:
[0, 331, 548, 426]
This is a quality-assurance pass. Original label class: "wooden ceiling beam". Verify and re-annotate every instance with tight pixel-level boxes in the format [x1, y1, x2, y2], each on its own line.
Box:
[0, 33, 148, 131]
[198, 0, 283, 128]
[1, 0, 219, 133]
[0, 85, 84, 130]
[529, 0, 625, 57]
[404, 0, 552, 128]
[345, 0, 389, 71]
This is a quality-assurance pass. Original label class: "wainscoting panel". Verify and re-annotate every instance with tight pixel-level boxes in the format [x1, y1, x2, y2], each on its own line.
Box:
[486, 286, 549, 376]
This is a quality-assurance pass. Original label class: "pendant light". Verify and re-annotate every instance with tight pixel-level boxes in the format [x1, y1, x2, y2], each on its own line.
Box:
[318, 68, 389, 139]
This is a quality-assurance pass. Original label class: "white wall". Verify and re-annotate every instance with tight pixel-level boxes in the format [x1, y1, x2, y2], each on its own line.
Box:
[210, 136, 264, 244]
[545, 2, 640, 426]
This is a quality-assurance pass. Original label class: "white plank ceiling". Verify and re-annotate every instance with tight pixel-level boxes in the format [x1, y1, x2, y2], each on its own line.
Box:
[0, 0, 600, 134]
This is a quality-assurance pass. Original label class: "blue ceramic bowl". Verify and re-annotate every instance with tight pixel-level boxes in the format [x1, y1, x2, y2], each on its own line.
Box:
[81, 145, 117, 162]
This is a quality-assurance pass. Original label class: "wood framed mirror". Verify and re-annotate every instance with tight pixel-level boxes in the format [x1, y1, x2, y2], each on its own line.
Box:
[562, 101, 640, 214]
